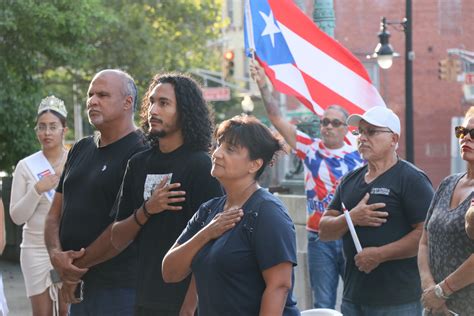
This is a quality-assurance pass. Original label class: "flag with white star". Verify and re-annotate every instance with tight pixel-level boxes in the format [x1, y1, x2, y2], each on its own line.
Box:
[244, 0, 386, 116]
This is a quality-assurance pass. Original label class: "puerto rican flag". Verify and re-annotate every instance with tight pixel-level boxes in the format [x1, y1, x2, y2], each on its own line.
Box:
[244, 0, 386, 116]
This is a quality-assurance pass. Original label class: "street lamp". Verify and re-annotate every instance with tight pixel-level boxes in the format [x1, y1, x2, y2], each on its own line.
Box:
[241, 95, 254, 115]
[370, 0, 414, 163]
[370, 17, 400, 69]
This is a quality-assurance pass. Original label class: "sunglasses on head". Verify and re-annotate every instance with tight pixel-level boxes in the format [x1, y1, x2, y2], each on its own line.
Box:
[321, 118, 346, 128]
[454, 126, 474, 139]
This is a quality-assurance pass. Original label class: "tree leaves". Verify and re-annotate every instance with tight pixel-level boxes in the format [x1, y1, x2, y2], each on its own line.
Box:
[0, 0, 224, 173]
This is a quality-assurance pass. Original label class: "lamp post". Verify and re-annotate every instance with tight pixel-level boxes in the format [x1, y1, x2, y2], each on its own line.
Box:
[241, 95, 254, 115]
[370, 0, 414, 163]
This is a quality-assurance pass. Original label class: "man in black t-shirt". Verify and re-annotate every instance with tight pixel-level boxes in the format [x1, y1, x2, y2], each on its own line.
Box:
[319, 107, 434, 315]
[45, 69, 148, 315]
[111, 73, 223, 316]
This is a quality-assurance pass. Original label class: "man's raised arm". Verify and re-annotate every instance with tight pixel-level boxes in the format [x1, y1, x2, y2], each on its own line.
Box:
[250, 61, 297, 149]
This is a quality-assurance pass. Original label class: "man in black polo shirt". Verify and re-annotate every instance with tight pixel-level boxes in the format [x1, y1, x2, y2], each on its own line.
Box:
[111, 73, 222, 315]
[319, 107, 434, 315]
[45, 69, 148, 315]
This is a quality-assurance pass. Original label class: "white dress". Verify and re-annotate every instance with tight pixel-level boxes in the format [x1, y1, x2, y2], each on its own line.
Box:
[9, 154, 58, 302]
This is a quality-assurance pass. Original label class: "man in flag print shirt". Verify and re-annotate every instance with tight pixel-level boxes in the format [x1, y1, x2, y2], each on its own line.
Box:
[251, 62, 364, 309]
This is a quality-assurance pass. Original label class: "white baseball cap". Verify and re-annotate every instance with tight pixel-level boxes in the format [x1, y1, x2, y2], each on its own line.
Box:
[347, 106, 401, 136]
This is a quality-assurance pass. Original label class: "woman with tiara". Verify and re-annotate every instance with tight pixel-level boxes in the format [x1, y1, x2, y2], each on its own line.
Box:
[10, 96, 69, 316]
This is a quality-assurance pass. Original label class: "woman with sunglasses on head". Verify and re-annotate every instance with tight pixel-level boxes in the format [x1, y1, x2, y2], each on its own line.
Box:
[418, 106, 474, 316]
[163, 115, 300, 316]
[10, 96, 69, 316]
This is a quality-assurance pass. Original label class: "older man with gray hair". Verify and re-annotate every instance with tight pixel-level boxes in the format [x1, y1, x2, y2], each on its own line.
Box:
[319, 106, 434, 315]
[45, 69, 148, 315]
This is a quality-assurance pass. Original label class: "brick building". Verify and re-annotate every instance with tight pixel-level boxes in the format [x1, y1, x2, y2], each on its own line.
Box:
[332, 0, 474, 186]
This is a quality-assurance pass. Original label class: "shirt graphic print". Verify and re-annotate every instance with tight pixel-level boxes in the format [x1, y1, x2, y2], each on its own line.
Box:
[144, 173, 173, 200]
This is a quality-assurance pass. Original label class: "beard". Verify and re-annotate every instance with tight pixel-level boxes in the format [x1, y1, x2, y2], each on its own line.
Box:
[147, 129, 167, 146]
[149, 129, 166, 138]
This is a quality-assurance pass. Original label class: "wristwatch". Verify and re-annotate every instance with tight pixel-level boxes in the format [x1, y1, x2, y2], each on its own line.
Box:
[434, 283, 450, 300]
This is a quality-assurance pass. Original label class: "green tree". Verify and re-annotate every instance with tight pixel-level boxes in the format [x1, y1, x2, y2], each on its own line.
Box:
[0, 0, 224, 173]
[43, 0, 225, 138]
[0, 0, 106, 172]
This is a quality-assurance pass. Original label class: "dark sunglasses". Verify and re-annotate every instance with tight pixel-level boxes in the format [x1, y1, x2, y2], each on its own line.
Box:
[321, 118, 346, 128]
[454, 126, 474, 139]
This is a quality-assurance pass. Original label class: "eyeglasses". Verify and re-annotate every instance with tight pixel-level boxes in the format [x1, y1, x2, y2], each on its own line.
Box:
[454, 126, 474, 139]
[321, 118, 346, 128]
[352, 128, 393, 137]
[34, 124, 64, 134]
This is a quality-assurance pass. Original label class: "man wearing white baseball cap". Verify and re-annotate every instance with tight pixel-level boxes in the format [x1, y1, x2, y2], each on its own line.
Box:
[319, 106, 434, 315]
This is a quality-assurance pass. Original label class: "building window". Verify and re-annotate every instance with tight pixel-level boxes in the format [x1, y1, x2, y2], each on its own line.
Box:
[438, 0, 462, 36]
[363, 62, 380, 90]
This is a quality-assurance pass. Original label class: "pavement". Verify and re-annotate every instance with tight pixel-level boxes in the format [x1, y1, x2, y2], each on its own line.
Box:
[0, 258, 342, 315]
[0, 259, 31, 315]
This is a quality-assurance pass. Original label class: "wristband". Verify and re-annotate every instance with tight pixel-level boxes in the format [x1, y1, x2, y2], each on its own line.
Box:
[142, 200, 152, 218]
[133, 208, 144, 227]
[444, 278, 454, 293]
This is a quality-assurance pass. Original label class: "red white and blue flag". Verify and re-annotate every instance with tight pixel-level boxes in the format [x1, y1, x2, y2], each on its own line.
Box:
[244, 0, 386, 116]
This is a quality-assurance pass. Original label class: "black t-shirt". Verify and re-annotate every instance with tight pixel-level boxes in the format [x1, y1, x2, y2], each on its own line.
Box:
[57, 131, 148, 288]
[328, 159, 434, 306]
[115, 145, 223, 311]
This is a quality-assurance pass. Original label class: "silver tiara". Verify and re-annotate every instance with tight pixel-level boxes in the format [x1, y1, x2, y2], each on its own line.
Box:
[38, 95, 67, 118]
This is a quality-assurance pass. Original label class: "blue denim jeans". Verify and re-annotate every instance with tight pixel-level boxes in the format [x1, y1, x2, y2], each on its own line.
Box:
[341, 300, 422, 316]
[307, 231, 344, 309]
[69, 286, 136, 316]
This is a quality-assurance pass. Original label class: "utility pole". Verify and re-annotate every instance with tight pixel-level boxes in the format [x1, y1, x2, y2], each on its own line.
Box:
[72, 83, 83, 141]
[405, 0, 414, 163]
[313, 0, 335, 38]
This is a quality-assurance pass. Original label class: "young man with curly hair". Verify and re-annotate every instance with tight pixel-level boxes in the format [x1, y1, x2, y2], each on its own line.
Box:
[111, 73, 223, 316]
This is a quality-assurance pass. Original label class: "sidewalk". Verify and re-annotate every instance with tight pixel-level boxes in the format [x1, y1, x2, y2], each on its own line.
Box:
[0, 257, 342, 315]
[0, 259, 31, 315]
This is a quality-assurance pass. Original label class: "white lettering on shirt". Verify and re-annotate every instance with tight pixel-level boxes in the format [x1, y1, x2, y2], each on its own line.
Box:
[371, 187, 390, 196]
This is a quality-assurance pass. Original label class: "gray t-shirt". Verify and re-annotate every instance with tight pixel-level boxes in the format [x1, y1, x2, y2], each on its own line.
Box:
[426, 173, 474, 315]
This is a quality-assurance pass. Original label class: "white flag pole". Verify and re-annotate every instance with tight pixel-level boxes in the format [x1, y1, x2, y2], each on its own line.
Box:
[244, 0, 256, 59]
[342, 202, 362, 253]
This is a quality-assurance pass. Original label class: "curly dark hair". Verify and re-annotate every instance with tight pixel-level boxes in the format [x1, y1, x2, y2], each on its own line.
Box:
[215, 115, 284, 180]
[140, 73, 214, 152]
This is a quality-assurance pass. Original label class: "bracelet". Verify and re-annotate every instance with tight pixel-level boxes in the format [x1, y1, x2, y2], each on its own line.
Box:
[142, 200, 152, 218]
[444, 278, 455, 293]
[133, 208, 144, 227]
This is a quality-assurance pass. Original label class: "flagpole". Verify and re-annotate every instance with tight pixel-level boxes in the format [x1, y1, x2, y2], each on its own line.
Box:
[244, 0, 256, 59]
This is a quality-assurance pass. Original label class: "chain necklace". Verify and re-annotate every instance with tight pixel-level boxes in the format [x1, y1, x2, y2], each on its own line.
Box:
[45, 148, 67, 170]
[223, 181, 259, 212]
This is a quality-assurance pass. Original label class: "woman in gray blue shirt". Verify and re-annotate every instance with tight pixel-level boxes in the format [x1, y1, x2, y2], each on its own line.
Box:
[162, 115, 300, 316]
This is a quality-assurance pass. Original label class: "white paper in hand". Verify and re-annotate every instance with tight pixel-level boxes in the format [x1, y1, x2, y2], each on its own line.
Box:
[342, 202, 362, 253]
